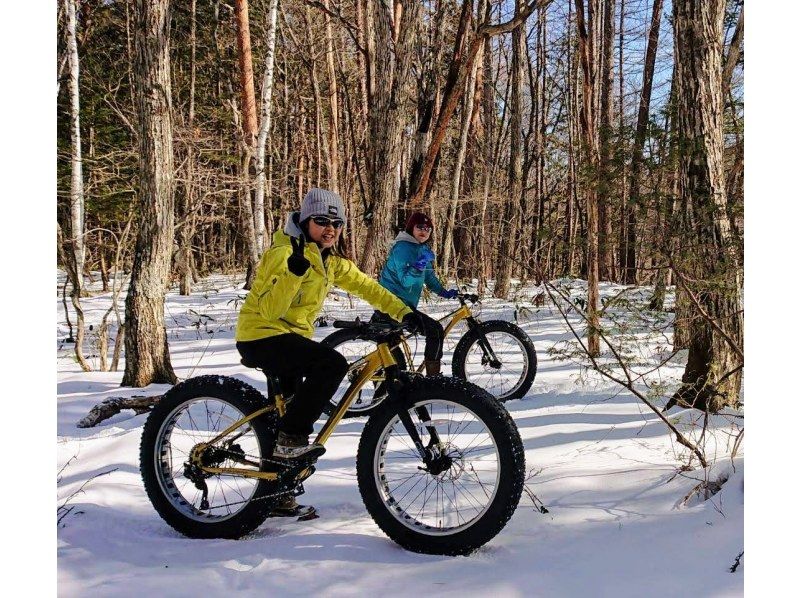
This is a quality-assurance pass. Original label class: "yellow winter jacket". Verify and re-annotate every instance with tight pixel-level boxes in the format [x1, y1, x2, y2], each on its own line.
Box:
[235, 216, 412, 342]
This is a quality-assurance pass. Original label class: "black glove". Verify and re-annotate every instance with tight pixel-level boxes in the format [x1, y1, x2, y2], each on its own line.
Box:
[287, 235, 310, 276]
[402, 311, 427, 335]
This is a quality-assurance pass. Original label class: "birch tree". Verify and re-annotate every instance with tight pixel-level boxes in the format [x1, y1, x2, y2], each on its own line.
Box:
[254, 0, 280, 252]
[64, 0, 90, 372]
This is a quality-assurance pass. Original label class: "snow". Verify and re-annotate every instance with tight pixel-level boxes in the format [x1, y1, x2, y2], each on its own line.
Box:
[57, 273, 744, 596]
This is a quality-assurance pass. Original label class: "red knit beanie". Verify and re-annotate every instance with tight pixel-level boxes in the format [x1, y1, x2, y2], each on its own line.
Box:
[405, 212, 433, 234]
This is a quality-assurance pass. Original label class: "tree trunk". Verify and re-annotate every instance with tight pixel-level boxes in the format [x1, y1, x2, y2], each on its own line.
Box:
[575, 0, 601, 357]
[476, 1, 494, 292]
[625, 0, 663, 286]
[359, 1, 421, 275]
[721, 6, 743, 100]
[122, 0, 178, 387]
[598, 0, 615, 281]
[178, 0, 197, 296]
[406, 0, 445, 204]
[671, 0, 743, 412]
[234, 0, 261, 286]
[408, 2, 539, 211]
[66, 0, 85, 285]
[254, 0, 280, 253]
[532, 3, 548, 278]
[64, 0, 90, 372]
[564, 0, 578, 276]
[442, 55, 479, 279]
[494, 1, 527, 299]
[324, 0, 340, 193]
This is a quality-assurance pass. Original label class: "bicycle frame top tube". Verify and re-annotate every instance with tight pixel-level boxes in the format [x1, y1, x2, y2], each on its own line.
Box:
[442, 304, 473, 338]
[313, 342, 398, 446]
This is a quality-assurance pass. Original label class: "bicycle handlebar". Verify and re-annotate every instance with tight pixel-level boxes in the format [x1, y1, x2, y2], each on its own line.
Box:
[457, 293, 480, 304]
[332, 319, 363, 329]
[333, 318, 410, 334]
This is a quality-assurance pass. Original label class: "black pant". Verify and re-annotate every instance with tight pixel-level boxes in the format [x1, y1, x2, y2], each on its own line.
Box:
[236, 334, 349, 437]
[372, 309, 444, 361]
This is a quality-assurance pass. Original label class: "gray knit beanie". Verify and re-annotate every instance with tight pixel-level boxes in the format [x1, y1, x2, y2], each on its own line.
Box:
[300, 188, 346, 222]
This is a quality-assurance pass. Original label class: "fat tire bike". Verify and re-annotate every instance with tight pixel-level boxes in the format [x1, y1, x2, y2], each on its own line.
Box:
[139, 320, 526, 556]
[321, 293, 537, 418]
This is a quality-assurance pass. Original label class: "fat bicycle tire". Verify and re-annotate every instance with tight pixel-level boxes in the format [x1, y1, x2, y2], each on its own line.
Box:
[140, 375, 280, 539]
[356, 375, 525, 555]
[321, 328, 407, 418]
[452, 320, 537, 402]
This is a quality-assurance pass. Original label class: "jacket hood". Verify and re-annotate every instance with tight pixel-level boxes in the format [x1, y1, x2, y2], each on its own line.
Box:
[390, 230, 420, 249]
[282, 212, 304, 239]
[275, 211, 327, 269]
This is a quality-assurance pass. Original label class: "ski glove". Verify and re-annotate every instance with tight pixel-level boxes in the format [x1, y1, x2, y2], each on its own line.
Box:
[402, 311, 427, 335]
[287, 235, 311, 277]
[412, 246, 435, 271]
[439, 289, 458, 299]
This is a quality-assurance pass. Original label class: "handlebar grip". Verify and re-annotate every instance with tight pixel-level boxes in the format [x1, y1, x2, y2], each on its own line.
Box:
[333, 319, 362, 329]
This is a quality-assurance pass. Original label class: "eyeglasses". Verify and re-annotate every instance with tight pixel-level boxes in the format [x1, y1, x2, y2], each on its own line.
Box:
[311, 216, 345, 229]
[414, 224, 432, 232]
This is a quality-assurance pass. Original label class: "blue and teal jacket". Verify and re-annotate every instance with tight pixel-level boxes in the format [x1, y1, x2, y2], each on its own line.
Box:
[378, 231, 446, 309]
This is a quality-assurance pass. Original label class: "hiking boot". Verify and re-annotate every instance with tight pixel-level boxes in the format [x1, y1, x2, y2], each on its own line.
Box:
[424, 359, 441, 376]
[268, 494, 316, 518]
[272, 431, 326, 461]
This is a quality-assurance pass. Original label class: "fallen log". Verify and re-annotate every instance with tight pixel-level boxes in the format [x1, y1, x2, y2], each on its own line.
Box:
[77, 395, 163, 428]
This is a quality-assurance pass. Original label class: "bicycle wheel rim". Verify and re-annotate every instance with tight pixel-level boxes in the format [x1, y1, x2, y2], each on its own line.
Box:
[153, 397, 262, 522]
[464, 332, 529, 399]
[373, 399, 501, 536]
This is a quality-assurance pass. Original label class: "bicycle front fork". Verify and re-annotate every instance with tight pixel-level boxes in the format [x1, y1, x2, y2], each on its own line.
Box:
[386, 369, 444, 462]
[467, 317, 502, 368]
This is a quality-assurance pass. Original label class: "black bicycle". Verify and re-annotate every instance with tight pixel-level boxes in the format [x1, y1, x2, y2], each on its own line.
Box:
[321, 293, 537, 418]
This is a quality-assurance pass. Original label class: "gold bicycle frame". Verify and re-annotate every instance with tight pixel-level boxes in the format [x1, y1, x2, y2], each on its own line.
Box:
[406, 303, 473, 373]
[192, 339, 399, 481]
[340, 304, 475, 381]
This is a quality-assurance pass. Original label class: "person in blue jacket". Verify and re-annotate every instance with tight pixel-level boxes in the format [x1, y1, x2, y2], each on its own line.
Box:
[376, 212, 458, 375]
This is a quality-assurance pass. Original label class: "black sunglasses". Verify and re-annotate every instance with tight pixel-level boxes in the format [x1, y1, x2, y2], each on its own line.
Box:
[311, 216, 345, 229]
[414, 224, 432, 232]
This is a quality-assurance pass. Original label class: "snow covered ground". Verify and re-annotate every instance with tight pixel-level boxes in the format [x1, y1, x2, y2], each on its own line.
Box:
[56, 272, 744, 597]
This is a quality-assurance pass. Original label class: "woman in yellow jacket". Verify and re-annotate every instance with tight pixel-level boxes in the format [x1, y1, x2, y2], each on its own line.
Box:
[236, 189, 423, 465]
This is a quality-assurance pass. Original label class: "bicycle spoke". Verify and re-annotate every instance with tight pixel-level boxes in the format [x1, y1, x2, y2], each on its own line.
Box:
[155, 397, 262, 522]
[375, 398, 501, 535]
[463, 330, 529, 399]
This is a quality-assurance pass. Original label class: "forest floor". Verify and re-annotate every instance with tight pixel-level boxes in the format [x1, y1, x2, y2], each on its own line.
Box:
[56, 272, 744, 597]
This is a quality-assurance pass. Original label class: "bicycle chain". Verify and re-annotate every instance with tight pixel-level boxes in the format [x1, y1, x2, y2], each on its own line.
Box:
[196, 453, 317, 511]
